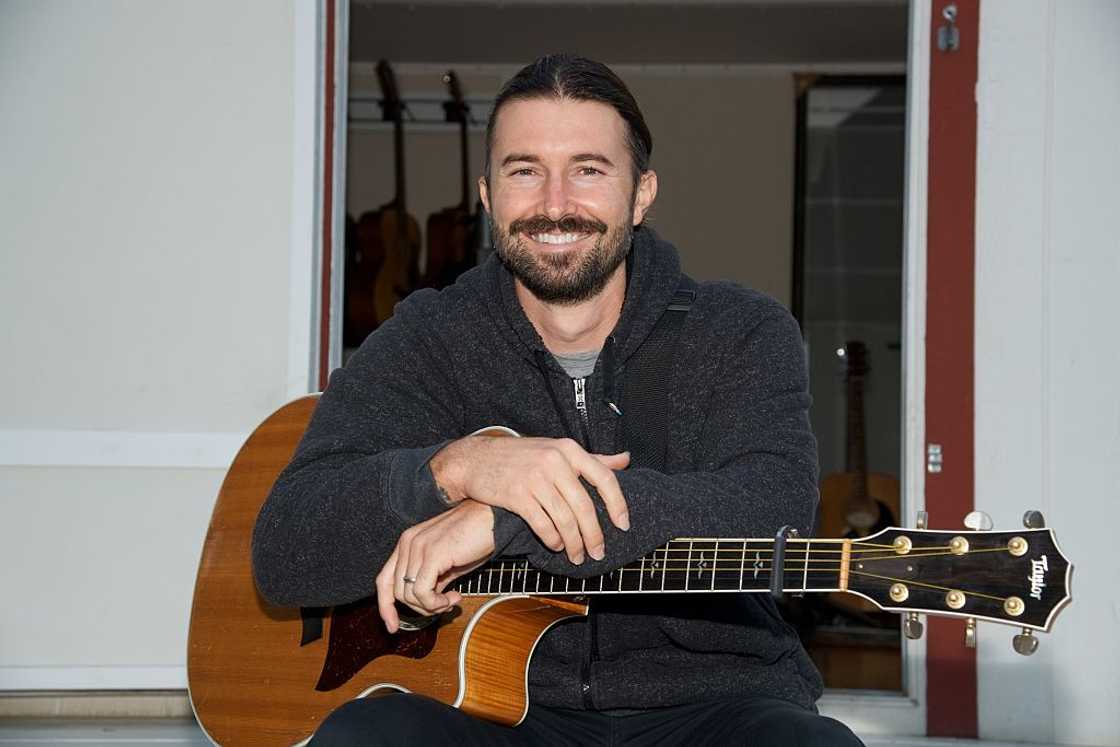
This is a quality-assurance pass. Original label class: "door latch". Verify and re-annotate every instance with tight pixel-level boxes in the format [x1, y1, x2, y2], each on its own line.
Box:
[927, 443, 943, 473]
[938, 4, 960, 52]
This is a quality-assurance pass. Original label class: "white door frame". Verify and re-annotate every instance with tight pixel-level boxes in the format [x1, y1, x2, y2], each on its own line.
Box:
[817, 0, 930, 736]
[294, 0, 348, 394]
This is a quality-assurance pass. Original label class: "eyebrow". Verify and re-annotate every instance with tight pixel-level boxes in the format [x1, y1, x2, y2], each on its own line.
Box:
[500, 152, 617, 169]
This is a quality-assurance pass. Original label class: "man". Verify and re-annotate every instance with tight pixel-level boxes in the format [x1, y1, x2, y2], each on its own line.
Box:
[253, 54, 863, 745]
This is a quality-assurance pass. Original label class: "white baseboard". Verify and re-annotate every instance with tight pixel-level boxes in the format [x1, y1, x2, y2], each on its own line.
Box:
[0, 667, 187, 691]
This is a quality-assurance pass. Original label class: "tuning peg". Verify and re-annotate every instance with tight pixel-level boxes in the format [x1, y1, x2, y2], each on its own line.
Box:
[1013, 628, 1039, 655]
[1023, 510, 1046, 529]
[964, 511, 993, 531]
[903, 612, 924, 640]
[964, 617, 977, 648]
[915, 510, 928, 530]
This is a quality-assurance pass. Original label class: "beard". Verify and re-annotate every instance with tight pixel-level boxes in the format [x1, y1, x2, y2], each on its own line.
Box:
[491, 211, 633, 305]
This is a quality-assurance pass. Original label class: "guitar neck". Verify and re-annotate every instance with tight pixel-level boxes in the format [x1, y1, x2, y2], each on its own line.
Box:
[846, 376, 868, 489]
[459, 117, 470, 209]
[393, 116, 406, 210]
[456, 538, 849, 596]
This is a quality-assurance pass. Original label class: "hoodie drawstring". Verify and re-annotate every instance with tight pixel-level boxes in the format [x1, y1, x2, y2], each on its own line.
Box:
[601, 335, 622, 417]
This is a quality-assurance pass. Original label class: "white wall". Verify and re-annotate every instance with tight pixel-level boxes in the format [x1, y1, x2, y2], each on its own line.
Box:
[0, 0, 308, 689]
[975, 1, 1120, 745]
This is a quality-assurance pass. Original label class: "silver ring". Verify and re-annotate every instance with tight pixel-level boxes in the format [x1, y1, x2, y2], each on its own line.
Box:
[402, 576, 417, 584]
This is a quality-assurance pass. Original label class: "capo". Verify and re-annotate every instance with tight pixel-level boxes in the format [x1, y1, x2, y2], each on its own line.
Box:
[770, 525, 799, 599]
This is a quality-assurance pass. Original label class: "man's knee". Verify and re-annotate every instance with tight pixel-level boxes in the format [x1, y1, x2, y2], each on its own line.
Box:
[309, 694, 443, 745]
[713, 698, 865, 747]
[790, 713, 864, 747]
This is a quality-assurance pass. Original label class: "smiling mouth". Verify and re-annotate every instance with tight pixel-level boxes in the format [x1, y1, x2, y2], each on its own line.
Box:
[528, 232, 591, 246]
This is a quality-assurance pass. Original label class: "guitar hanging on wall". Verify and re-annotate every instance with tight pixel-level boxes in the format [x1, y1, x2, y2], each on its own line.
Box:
[818, 340, 899, 539]
[187, 396, 1073, 746]
[343, 60, 420, 347]
[423, 70, 477, 290]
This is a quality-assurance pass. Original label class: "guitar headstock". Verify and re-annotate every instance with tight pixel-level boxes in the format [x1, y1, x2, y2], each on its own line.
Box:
[442, 70, 469, 125]
[845, 523, 1072, 633]
[376, 59, 404, 122]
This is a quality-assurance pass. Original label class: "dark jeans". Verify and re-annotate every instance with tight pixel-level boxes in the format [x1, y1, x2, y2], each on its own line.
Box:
[309, 693, 865, 746]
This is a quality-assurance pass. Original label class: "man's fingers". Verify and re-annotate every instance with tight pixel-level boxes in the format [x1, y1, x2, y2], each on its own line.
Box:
[411, 544, 452, 613]
[376, 549, 401, 633]
[393, 531, 416, 609]
[554, 471, 605, 561]
[534, 480, 587, 564]
[519, 501, 564, 552]
[576, 452, 631, 533]
[593, 451, 631, 470]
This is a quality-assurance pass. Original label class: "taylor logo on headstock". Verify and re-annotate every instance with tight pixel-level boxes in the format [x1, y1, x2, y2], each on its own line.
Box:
[1029, 555, 1049, 600]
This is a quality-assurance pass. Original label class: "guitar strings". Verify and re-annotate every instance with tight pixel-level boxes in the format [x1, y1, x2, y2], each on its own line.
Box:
[462, 546, 1022, 605]
[455, 572, 1017, 605]
[473, 546, 1017, 573]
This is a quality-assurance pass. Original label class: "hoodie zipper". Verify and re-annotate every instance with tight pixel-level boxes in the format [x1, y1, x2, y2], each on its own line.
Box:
[573, 378, 591, 442]
[572, 375, 598, 708]
[534, 352, 611, 710]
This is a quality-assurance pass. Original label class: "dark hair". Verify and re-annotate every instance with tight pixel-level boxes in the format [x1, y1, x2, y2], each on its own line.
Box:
[484, 54, 653, 185]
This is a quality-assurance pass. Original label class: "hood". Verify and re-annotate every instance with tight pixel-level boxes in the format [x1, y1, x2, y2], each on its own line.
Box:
[481, 225, 685, 367]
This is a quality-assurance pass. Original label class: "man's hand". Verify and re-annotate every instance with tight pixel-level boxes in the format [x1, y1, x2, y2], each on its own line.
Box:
[430, 436, 630, 565]
[375, 499, 494, 634]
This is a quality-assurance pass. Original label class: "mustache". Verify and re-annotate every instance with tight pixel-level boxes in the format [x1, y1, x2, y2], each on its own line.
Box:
[509, 215, 608, 236]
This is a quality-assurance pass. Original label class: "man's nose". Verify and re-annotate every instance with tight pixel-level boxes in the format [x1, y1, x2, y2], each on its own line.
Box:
[541, 173, 573, 221]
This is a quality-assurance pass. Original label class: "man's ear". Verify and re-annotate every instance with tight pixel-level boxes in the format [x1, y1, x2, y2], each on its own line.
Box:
[632, 170, 658, 226]
[478, 176, 491, 214]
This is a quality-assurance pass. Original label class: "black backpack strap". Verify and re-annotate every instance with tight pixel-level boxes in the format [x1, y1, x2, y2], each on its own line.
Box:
[619, 276, 697, 471]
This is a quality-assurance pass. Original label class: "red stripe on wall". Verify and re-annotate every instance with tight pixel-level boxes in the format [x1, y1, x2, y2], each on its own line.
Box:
[925, 0, 979, 737]
[318, 1, 337, 392]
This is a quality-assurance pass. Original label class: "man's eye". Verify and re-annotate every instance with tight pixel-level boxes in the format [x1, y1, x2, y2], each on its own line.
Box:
[511, 168, 535, 176]
[577, 167, 603, 176]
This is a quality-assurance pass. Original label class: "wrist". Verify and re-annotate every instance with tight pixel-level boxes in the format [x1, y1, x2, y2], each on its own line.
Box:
[430, 438, 472, 504]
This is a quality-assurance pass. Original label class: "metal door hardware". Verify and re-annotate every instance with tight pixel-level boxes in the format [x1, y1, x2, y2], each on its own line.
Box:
[938, 4, 960, 52]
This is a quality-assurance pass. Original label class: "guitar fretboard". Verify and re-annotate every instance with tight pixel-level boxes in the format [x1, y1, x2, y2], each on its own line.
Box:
[455, 538, 849, 596]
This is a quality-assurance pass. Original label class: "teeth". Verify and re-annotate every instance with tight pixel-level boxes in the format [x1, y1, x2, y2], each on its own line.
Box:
[531, 232, 584, 245]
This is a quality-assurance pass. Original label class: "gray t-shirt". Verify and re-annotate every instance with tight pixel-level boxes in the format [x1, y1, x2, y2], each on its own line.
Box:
[552, 349, 600, 379]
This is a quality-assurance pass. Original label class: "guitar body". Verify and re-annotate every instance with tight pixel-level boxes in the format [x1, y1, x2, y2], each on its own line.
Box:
[372, 205, 421, 325]
[186, 397, 585, 746]
[817, 471, 899, 540]
[424, 204, 472, 289]
[817, 470, 900, 621]
[344, 210, 387, 346]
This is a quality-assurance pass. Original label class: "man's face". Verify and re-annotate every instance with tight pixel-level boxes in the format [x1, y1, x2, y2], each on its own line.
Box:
[479, 97, 657, 304]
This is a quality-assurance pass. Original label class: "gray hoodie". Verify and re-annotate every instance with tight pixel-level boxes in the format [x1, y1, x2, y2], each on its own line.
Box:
[252, 226, 824, 712]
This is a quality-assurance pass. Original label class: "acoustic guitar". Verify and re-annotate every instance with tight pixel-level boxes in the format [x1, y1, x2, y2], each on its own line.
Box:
[343, 60, 421, 347]
[423, 71, 477, 290]
[818, 341, 899, 539]
[187, 396, 1073, 746]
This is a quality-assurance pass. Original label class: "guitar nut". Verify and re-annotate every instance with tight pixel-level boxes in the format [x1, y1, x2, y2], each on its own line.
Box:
[1004, 596, 1025, 617]
[1007, 537, 1028, 557]
[946, 590, 966, 609]
[950, 536, 970, 555]
[889, 583, 909, 603]
[893, 536, 912, 555]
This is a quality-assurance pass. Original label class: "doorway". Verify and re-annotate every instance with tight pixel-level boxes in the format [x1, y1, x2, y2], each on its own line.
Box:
[327, 0, 922, 725]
